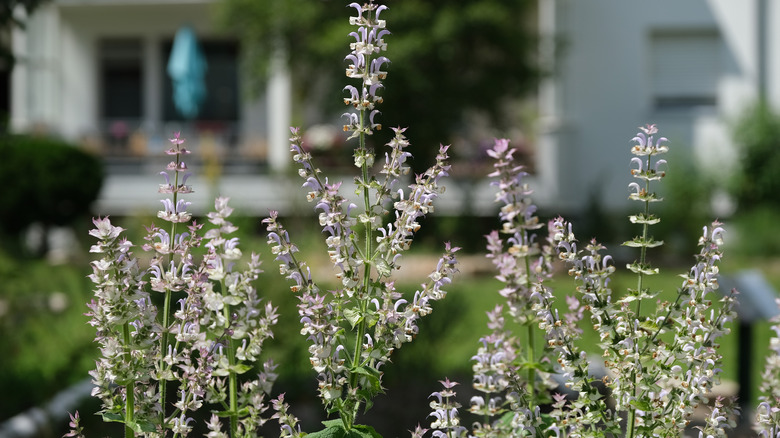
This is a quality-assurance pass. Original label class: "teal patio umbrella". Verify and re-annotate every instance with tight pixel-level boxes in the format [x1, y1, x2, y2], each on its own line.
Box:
[167, 26, 207, 119]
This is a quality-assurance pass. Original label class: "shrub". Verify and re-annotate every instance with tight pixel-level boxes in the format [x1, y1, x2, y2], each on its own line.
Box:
[0, 134, 104, 243]
[731, 102, 780, 210]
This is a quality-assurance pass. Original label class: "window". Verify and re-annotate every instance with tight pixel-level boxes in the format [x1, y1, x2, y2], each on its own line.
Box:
[650, 30, 721, 110]
[100, 39, 143, 119]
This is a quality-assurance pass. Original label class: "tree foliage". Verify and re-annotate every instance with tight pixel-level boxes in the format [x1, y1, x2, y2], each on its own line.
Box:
[219, 0, 539, 169]
[732, 101, 780, 210]
[0, 135, 104, 238]
[0, 0, 51, 68]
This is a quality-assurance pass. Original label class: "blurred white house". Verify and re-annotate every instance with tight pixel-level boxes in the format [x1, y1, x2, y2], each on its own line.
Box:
[10, 0, 295, 214]
[9, 0, 779, 214]
[536, 0, 776, 212]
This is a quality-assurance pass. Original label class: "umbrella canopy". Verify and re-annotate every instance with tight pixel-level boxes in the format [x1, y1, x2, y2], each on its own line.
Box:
[167, 26, 207, 119]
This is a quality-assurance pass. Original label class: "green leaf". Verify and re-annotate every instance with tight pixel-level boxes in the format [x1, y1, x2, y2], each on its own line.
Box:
[230, 363, 253, 374]
[305, 420, 344, 438]
[322, 419, 344, 428]
[516, 360, 554, 374]
[129, 419, 157, 434]
[358, 394, 375, 413]
[365, 310, 379, 328]
[374, 259, 392, 277]
[352, 424, 383, 438]
[223, 295, 241, 306]
[629, 214, 661, 225]
[639, 319, 659, 332]
[344, 308, 363, 329]
[622, 237, 664, 248]
[101, 412, 124, 423]
[629, 399, 653, 411]
[214, 407, 250, 417]
[626, 263, 660, 276]
[352, 366, 382, 393]
[304, 420, 382, 438]
[588, 392, 603, 401]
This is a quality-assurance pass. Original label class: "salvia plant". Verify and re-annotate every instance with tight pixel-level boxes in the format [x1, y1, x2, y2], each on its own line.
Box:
[756, 299, 780, 436]
[263, 0, 458, 435]
[416, 126, 739, 438]
[75, 132, 283, 437]
[74, 1, 457, 437]
[69, 0, 780, 436]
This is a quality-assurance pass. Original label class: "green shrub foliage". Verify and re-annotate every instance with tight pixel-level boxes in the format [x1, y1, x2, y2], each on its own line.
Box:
[733, 102, 780, 209]
[0, 134, 104, 234]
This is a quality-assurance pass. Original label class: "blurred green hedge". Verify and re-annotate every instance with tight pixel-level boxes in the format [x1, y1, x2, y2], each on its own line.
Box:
[0, 134, 103, 238]
[732, 102, 780, 210]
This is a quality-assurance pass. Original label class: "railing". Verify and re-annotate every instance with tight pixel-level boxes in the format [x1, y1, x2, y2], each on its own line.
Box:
[94, 119, 269, 175]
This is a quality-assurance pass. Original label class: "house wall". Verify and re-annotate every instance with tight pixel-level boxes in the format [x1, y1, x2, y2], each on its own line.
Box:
[538, 0, 774, 212]
[11, 0, 287, 169]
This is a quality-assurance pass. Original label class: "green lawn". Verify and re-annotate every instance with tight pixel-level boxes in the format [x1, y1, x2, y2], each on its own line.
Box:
[2, 215, 779, 429]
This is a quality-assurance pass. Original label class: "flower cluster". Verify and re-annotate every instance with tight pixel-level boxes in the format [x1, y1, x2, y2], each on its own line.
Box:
[265, 127, 457, 429]
[468, 306, 521, 437]
[426, 379, 467, 438]
[342, 1, 389, 139]
[80, 133, 284, 437]
[263, 0, 458, 432]
[484, 138, 553, 326]
[87, 215, 158, 434]
[550, 126, 736, 436]
[415, 126, 737, 438]
[756, 299, 780, 436]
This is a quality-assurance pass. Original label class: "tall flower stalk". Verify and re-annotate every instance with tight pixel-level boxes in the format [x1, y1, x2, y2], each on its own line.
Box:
[756, 299, 780, 436]
[264, 0, 456, 432]
[83, 133, 281, 437]
[419, 126, 737, 438]
[622, 124, 668, 436]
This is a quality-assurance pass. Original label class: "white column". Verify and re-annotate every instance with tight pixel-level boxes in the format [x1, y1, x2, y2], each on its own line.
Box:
[535, 0, 562, 207]
[59, 19, 95, 141]
[143, 35, 162, 136]
[10, 15, 28, 132]
[267, 48, 291, 172]
[27, 4, 60, 131]
[768, 0, 780, 109]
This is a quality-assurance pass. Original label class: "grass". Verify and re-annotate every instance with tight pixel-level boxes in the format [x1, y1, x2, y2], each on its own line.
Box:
[2, 211, 779, 434]
[0, 248, 96, 419]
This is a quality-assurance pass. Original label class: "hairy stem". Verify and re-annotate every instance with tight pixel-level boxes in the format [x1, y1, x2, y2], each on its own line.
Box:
[160, 159, 180, 428]
[227, 311, 238, 435]
[347, 106, 374, 430]
[524, 254, 536, 405]
[627, 166, 652, 438]
[124, 321, 135, 438]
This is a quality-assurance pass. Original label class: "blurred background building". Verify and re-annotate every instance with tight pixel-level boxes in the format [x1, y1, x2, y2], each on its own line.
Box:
[7, 0, 780, 214]
[537, 0, 776, 212]
[10, 0, 294, 215]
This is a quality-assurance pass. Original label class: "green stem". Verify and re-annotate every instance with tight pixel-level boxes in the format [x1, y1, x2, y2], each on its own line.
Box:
[219, 279, 239, 436]
[526, 323, 535, 403]
[124, 321, 135, 438]
[524, 224, 536, 406]
[524, 254, 536, 405]
[627, 173, 652, 438]
[635, 187, 650, 317]
[160, 161, 180, 428]
[626, 409, 637, 438]
[346, 107, 374, 430]
[228, 330, 238, 434]
[160, 289, 172, 426]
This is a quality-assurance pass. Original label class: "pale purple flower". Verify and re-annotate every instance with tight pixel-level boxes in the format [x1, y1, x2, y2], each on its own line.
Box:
[86, 138, 279, 436]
